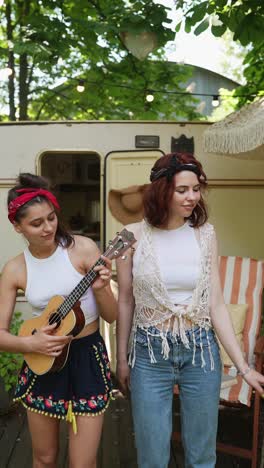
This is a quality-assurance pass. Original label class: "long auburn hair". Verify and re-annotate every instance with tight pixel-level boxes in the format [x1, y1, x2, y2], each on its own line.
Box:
[143, 152, 208, 228]
[7, 173, 74, 248]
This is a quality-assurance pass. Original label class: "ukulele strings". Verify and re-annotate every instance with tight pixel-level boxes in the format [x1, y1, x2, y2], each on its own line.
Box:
[47, 242, 118, 327]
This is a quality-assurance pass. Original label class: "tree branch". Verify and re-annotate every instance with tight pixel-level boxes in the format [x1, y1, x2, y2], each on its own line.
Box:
[6, 0, 16, 120]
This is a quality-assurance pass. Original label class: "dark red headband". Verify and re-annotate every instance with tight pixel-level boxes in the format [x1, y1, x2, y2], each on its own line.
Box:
[8, 188, 60, 224]
[150, 155, 201, 183]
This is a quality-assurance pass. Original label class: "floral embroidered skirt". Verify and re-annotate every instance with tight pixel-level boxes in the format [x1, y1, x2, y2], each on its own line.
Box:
[14, 330, 113, 433]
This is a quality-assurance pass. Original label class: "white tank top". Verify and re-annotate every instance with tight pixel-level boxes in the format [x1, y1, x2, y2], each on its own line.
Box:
[24, 245, 99, 325]
[151, 222, 200, 305]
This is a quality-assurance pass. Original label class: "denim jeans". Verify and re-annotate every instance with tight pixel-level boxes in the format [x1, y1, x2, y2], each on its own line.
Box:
[130, 327, 222, 468]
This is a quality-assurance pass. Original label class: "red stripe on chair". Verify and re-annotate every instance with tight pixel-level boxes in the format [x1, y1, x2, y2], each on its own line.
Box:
[229, 258, 244, 403]
[219, 256, 228, 291]
[244, 260, 258, 362]
[219, 257, 264, 406]
[230, 257, 242, 304]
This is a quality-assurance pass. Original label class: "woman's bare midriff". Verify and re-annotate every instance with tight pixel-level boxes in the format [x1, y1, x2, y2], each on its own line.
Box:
[74, 318, 100, 339]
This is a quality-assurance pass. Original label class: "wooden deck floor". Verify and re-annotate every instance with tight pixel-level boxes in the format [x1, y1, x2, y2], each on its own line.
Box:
[0, 392, 258, 468]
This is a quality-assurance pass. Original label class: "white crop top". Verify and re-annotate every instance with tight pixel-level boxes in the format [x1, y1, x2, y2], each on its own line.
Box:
[151, 222, 200, 305]
[24, 245, 99, 325]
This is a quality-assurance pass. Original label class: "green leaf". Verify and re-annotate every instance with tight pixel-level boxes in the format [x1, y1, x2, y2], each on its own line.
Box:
[185, 17, 192, 33]
[190, 2, 208, 23]
[211, 24, 227, 37]
[175, 21, 182, 33]
[194, 19, 210, 36]
[0, 0, 212, 120]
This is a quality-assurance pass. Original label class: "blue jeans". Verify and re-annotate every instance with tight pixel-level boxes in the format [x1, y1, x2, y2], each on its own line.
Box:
[130, 327, 222, 468]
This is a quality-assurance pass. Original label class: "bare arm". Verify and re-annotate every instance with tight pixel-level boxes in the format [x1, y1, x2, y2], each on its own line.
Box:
[115, 222, 141, 394]
[93, 278, 118, 324]
[0, 259, 72, 356]
[210, 231, 264, 394]
[116, 250, 135, 362]
[73, 236, 117, 324]
[116, 249, 135, 394]
[0, 260, 31, 353]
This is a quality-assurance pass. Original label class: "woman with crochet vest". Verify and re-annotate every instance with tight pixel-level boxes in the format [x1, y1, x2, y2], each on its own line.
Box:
[116, 153, 264, 468]
[0, 173, 117, 468]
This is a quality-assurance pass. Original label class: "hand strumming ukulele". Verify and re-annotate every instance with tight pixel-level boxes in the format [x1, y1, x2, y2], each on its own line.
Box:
[18, 229, 136, 375]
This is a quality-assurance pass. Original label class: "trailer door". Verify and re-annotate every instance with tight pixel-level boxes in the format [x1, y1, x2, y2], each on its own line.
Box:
[103, 149, 164, 368]
[104, 149, 164, 248]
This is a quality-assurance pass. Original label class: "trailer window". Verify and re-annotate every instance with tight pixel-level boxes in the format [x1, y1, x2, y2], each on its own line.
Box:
[40, 152, 101, 247]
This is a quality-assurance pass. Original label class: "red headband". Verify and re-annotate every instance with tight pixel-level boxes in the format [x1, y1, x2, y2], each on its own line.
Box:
[8, 188, 60, 224]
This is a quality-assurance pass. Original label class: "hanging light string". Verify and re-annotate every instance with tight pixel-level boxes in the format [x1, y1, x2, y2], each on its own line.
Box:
[74, 79, 260, 104]
[1, 70, 258, 104]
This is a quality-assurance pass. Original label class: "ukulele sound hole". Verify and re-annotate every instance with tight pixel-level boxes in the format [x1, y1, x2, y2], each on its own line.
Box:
[49, 313, 61, 329]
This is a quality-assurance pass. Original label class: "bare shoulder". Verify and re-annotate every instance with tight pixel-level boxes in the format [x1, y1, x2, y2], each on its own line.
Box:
[71, 235, 100, 255]
[2, 253, 25, 274]
[67, 235, 101, 272]
[1, 253, 25, 289]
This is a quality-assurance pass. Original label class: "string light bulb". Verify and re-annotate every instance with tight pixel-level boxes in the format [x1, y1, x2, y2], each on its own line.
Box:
[0, 66, 12, 79]
[5, 67, 12, 76]
[212, 95, 219, 107]
[76, 79, 85, 93]
[146, 92, 154, 103]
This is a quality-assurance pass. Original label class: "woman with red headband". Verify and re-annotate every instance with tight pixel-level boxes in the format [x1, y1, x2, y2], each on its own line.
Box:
[116, 153, 264, 468]
[0, 173, 117, 468]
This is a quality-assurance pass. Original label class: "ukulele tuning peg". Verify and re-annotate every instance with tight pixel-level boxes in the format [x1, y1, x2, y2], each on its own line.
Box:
[131, 247, 135, 252]
[121, 255, 127, 260]
[116, 231, 120, 235]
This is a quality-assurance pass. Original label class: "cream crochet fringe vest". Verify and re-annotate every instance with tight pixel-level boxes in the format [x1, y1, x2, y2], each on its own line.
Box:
[128, 220, 215, 368]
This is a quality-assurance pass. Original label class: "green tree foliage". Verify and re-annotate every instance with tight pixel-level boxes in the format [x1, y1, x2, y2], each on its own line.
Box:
[0, 312, 23, 392]
[209, 88, 240, 121]
[219, 31, 248, 85]
[0, 0, 200, 121]
[175, 0, 264, 106]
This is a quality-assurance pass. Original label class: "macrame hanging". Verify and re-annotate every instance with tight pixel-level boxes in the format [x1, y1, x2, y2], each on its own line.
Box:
[203, 97, 264, 155]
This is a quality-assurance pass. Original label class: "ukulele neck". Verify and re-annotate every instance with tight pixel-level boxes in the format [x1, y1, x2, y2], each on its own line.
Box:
[57, 257, 106, 317]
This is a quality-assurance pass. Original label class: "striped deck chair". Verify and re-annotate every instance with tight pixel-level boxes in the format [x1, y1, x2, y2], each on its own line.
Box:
[173, 256, 264, 468]
[217, 256, 264, 468]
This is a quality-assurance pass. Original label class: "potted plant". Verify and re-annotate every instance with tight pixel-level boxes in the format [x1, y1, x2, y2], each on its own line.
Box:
[0, 311, 23, 414]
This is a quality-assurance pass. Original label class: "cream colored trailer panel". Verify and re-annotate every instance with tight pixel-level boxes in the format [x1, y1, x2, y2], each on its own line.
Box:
[0, 120, 263, 264]
[0, 121, 264, 370]
[105, 149, 164, 245]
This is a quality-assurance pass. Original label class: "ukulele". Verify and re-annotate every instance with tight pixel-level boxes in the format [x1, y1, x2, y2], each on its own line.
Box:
[18, 228, 136, 375]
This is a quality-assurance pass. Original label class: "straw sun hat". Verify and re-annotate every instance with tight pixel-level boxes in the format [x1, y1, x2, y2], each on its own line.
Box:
[108, 184, 149, 225]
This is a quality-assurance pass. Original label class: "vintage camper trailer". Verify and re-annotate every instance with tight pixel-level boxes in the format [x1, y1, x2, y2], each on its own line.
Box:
[1, 120, 263, 364]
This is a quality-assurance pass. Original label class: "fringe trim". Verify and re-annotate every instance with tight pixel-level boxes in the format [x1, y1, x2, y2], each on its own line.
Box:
[206, 328, 215, 371]
[178, 316, 190, 349]
[92, 344, 110, 390]
[161, 333, 170, 360]
[128, 326, 137, 368]
[203, 98, 264, 154]
[13, 373, 37, 402]
[19, 392, 113, 434]
[15, 345, 114, 435]
[192, 328, 196, 365]
[130, 324, 215, 370]
[66, 401, 77, 434]
[147, 332, 157, 363]
[200, 327, 205, 368]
